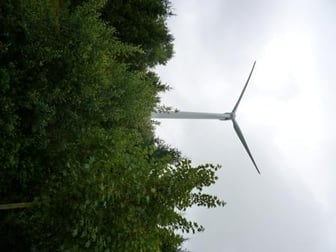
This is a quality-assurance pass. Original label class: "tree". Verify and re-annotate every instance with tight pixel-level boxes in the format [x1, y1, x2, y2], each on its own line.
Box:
[0, 0, 225, 251]
[101, 0, 174, 69]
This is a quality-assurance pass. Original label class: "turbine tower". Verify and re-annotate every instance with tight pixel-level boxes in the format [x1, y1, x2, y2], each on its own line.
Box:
[152, 61, 260, 174]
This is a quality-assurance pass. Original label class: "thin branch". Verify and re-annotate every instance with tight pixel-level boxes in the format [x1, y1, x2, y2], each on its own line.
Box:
[0, 201, 36, 210]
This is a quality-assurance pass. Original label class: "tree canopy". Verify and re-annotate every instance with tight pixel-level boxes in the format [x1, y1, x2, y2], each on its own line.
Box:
[0, 0, 225, 251]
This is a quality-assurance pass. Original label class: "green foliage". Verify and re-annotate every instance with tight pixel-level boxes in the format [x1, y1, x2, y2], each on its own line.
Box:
[100, 0, 174, 69]
[0, 0, 225, 251]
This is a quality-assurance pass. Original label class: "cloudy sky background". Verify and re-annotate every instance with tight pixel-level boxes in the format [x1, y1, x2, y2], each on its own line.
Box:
[154, 0, 336, 251]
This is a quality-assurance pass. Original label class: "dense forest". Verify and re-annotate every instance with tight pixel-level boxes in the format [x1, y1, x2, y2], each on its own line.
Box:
[0, 0, 225, 251]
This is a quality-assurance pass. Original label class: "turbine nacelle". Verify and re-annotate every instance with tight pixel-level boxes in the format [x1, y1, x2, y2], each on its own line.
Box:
[220, 112, 232, 121]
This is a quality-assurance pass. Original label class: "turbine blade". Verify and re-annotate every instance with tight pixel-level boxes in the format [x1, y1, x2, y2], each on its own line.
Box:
[232, 119, 260, 174]
[232, 61, 256, 114]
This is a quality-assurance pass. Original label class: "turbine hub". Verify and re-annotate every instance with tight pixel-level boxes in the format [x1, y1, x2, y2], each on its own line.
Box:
[220, 112, 232, 120]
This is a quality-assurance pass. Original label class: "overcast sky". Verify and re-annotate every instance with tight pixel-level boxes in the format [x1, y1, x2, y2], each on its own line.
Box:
[154, 0, 336, 251]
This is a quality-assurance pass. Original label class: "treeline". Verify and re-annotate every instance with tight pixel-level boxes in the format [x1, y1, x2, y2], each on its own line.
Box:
[0, 0, 224, 251]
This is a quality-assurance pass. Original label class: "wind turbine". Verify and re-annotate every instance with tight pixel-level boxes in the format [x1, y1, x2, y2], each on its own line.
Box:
[152, 61, 260, 174]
